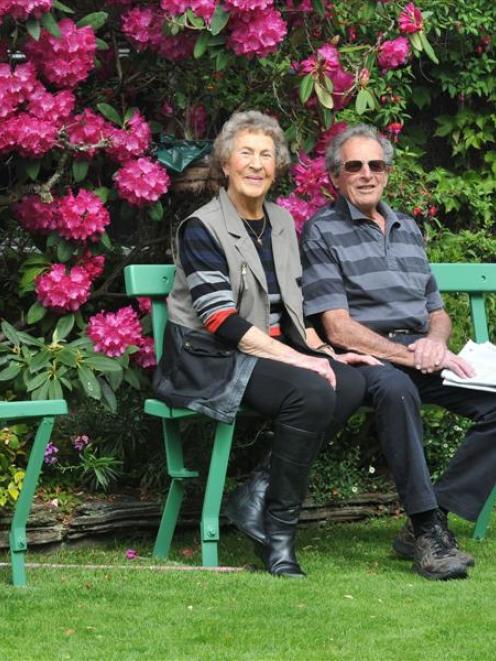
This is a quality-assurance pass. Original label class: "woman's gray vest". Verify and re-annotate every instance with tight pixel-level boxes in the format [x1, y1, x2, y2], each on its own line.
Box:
[153, 188, 307, 423]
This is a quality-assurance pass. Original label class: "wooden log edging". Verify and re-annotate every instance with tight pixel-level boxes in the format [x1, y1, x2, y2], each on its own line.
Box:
[0, 492, 401, 550]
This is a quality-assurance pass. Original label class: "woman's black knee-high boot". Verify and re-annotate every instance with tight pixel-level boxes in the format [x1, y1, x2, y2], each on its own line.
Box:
[224, 454, 270, 545]
[265, 423, 324, 578]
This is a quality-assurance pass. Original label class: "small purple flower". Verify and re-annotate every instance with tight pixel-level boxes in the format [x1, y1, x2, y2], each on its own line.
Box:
[44, 442, 59, 465]
[73, 434, 90, 452]
[126, 549, 138, 560]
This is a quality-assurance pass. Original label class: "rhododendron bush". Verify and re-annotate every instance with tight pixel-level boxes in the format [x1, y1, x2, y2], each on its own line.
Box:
[0, 0, 494, 415]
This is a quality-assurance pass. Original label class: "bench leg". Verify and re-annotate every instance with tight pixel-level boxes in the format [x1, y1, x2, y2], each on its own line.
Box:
[9, 416, 55, 587]
[473, 485, 496, 540]
[200, 421, 236, 567]
[153, 419, 197, 560]
[153, 478, 185, 559]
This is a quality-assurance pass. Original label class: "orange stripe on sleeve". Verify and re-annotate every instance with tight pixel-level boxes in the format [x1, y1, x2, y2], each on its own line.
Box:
[204, 308, 237, 333]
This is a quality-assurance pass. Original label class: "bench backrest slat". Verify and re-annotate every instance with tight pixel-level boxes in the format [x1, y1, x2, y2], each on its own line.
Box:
[124, 263, 494, 363]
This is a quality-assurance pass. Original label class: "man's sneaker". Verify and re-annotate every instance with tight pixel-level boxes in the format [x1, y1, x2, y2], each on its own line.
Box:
[413, 523, 468, 580]
[393, 517, 475, 567]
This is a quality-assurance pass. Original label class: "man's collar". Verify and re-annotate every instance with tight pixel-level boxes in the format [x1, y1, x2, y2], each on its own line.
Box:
[337, 195, 401, 226]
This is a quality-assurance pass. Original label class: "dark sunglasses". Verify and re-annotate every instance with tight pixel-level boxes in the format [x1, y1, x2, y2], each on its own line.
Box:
[341, 159, 389, 174]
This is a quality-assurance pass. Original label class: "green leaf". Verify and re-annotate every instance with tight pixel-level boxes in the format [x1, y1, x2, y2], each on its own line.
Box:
[53, 0, 74, 13]
[48, 378, 64, 399]
[419, 31, 439, 64]
[314, 82, 334, 109]
[25, 160, 41, 181]
[0, 363, 21, 381]
[210, 6, 229, 35]
[92, 187, 109, 203]
[28, 348, 50, 373]
[194, 31, 210, 59]
[26, 18, 41, 41]
[299, 74, 314, 105]
[19, 266, 46, 295]
[53, 313, 74, 341]
[1, 321, 20, 346]
[56, 239, 73, 263]
[96, 38, 109, 50]
[76, 12, 108, 31]
[84, 356, 123, 373]
[97, 103, 122, 126]
[186, 9, 204, 28]
[148, 200, 164, 222]
[100, 232, 112, 249]
[17, 332, 44, 347]
[100, 379, 118, 413]
[40, 12, 61, 38]
[57, 348, 78, 367]
[215, 50, 229, 72]
[78, 365, 102, 400]
[31, 380, 50, 401]
[27, 301, 47, 324]
[355, 88, 375, 115]
[124, 367, 141, 390]
[312, 0, 325, 18]
[409, 31, 423, 52]
[26, 371, 50, 392]
[72, 160, 89, 183]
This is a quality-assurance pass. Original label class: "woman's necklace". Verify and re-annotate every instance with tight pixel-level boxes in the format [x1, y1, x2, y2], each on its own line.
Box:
[241, 215, 267, 246]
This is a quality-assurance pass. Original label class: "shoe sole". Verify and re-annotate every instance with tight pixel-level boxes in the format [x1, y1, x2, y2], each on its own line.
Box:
[412, 564, 468, 581]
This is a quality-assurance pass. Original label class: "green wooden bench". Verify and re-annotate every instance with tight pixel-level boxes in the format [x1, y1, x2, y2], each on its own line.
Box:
[125, 262, 496, 567]
[1, 399, 68, 586]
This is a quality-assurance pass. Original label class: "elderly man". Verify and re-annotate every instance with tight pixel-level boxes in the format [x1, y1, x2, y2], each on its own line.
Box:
[301, 123, 496, 581]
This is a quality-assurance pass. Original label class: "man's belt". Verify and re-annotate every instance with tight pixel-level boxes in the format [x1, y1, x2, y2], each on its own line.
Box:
[383, 329, 424, 338]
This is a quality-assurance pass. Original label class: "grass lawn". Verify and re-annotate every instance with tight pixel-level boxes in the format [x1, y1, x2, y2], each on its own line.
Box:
[1, 516, 495, 661]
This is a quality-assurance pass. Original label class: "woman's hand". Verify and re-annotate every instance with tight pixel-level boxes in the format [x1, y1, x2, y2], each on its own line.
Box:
[335, 352, 383, 366]
[289, 353, 336, 388]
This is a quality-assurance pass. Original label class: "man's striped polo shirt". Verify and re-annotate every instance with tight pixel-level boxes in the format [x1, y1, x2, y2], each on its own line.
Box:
[301, 196, 444, 334]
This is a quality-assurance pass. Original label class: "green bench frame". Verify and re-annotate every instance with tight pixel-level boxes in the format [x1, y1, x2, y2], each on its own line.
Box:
[125, 262, 496, 567]
[1, 399, 68, 586]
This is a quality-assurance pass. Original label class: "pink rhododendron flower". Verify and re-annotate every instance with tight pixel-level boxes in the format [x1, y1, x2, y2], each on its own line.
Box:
[79, 252, 106, 281]
[57, 190, 110, 242]
[223, 0, 273, 11]
[0, 62, 40, 119]
[227, 8, 287, 58]
[186, 104, 207, 138]
[153, 32, 196, 60]
[114, 157, 170, 206]
[398, 3, 423, 34]
[126, 548, 138, 559]
[67, 109, 111, 159]
[292, 153, 335, 202]
[87, 306, 143, 357]
[27, 88, 75, 126]
[106, 110, 151, 164]
[121, 6, 155, 51]
[1, 0, 52, 20]
[137, 297, 152, 315]
[276, 193, 323, 235]
[8, 112, 59, 158]
[24, 18, 97, 89]
[133, 336, 157, 369]
[36, 263, 92, 312]
[73, 434, 90, 452]
[314, 121, 348, 155]
[161, 101, 174, 117]
[377, 37, 411, 71]
[385, 121, 403, 142]
[14, 194, 59, 234]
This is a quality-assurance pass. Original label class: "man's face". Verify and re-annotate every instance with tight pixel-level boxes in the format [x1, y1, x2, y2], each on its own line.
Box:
[330, 136, 389, 215]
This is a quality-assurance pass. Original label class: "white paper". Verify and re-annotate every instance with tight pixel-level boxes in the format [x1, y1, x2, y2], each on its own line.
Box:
[442, 340, 496, 392]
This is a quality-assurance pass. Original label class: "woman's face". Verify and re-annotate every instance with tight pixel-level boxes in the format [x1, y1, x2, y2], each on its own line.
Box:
[223, 130, 276, 205]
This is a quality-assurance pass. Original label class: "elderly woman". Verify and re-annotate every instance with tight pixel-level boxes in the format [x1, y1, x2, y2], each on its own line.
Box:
[154, 111, 375, 578]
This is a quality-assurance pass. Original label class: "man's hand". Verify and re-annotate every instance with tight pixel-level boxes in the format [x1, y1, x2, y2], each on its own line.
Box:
[408, 337, 447, 373]
[335, 352, 383, 367]
[442, 350, 476, 379]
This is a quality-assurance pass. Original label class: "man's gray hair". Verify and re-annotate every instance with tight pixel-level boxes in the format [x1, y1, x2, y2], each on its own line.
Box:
[325, 124, 394, 175]
[210, 110, 290, 181]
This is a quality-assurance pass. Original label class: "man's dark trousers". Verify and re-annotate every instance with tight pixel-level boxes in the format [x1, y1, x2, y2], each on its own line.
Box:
[356, 337, 496, 520]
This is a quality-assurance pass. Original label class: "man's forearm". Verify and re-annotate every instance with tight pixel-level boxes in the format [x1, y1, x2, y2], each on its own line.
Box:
[321, 310, 416, 367]
[426, 309, 452, 343]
